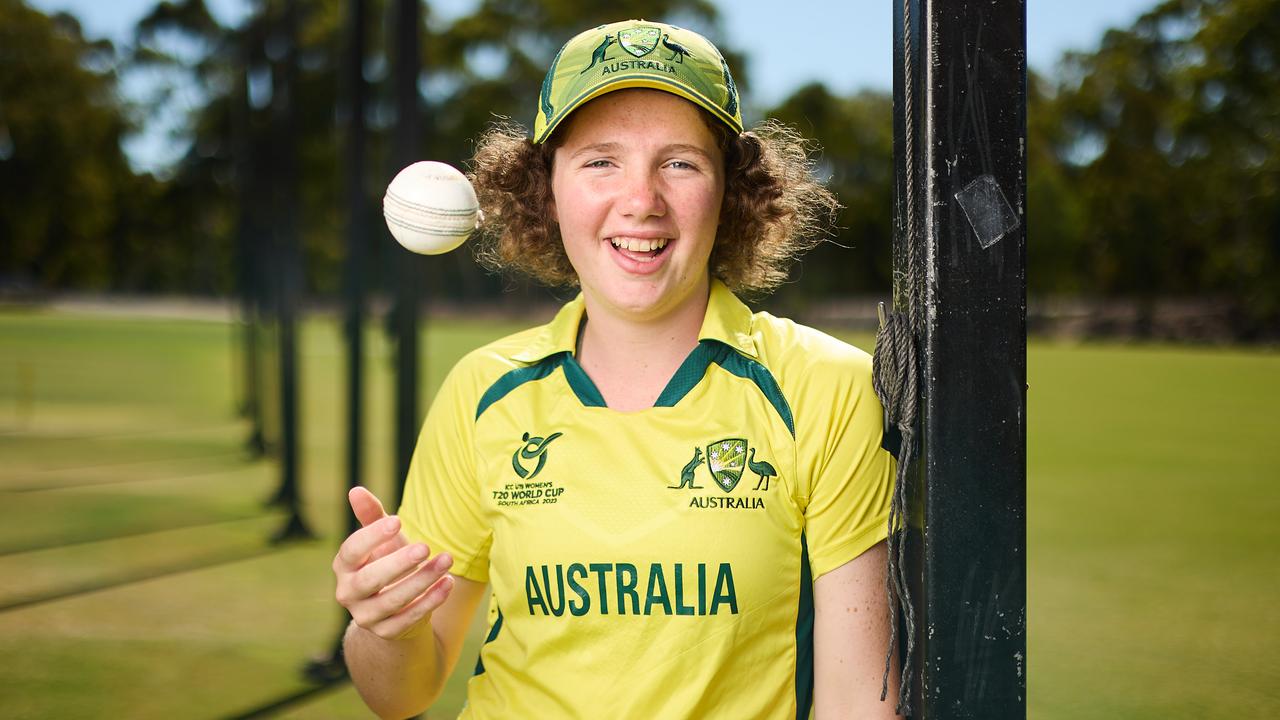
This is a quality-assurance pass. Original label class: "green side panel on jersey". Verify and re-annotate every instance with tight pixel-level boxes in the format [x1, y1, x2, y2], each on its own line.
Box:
[473, 607, 506, 676]
[795, 534, 814, 719]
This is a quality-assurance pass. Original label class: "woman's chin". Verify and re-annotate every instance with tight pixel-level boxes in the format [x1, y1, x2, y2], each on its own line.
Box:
[586, 274, 708, 324]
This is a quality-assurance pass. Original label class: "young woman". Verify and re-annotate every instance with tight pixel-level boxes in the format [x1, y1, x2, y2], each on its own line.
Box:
[333, 19, 901, 719]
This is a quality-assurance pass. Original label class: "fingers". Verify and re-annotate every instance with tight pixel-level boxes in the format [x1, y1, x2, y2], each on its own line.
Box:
[348, 486, 388, 527]
[348, 553, 455, 640]
[349, 542, 433, 600]
[335, 485, 451, 639]
[361, 552, 452, 623]
[334, 515, 398, 572]
[340, 486, 403, 563]
[367, 532, 408, 563]
[369, 570, 456, 640]
[341, 487, 408, 563]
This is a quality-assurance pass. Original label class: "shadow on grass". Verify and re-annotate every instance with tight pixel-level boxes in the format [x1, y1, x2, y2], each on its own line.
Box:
[224, 675, 351, 719]
[0, 513, 280, 557]
[4, 455, 252, 493]
[0, 541, 291, 613]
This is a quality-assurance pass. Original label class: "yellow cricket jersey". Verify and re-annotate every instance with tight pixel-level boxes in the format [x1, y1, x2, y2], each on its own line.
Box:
[399, 280, 893, 719]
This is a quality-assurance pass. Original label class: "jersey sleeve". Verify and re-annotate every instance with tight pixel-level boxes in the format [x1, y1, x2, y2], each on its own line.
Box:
[397, 360, 493, 583]
[795, 350, 895, 579]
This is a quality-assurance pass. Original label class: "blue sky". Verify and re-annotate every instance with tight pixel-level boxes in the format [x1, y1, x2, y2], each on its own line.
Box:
[29, 0, 1160, 171]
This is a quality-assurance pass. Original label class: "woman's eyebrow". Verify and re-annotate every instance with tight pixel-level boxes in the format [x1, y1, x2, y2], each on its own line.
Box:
[566, 142, 717, 162]
[567, 142, 621, 159]
[662, 144, 717, 162]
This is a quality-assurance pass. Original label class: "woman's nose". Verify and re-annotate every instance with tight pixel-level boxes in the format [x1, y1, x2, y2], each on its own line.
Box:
[618, 168, 666, 218]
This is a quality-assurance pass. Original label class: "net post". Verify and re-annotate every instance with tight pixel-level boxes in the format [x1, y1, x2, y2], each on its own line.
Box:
[341, 0, 370, 559]
[268, 0, 314, 542]
[894, 1, 1028, 716]
[390, 0, 423, 510]
[304, 0, 373, 683]
[234, 19, 268, 459]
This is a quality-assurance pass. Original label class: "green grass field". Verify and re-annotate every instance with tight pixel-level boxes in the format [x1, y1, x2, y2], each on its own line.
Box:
[1, 307, 1276, 718]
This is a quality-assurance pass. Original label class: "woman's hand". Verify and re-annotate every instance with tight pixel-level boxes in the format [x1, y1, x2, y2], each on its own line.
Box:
[332, 486, 455, 640]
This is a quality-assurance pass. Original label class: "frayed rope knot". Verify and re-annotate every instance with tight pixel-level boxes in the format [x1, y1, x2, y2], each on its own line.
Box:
[873, 302, 918, 716]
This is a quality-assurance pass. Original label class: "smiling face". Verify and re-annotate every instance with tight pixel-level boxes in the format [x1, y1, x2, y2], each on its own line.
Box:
[550, 89, 725, 325]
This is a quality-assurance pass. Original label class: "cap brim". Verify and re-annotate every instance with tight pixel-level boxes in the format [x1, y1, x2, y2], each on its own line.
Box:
[535, 77, 741, 145]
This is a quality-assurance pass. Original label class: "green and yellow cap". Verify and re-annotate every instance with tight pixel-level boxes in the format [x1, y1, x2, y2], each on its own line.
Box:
[534, 19, 743, 144]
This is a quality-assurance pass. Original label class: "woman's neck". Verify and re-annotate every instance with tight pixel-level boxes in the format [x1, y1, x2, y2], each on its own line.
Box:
[576, 283, 710, 412]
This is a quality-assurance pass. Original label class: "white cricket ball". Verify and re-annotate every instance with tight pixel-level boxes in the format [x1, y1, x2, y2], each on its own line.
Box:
[382, 161, 479, 255]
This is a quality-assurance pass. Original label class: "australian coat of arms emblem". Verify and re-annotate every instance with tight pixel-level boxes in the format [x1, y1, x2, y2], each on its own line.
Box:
[706, 438, 747, 493]
[618, 26, 661, 57]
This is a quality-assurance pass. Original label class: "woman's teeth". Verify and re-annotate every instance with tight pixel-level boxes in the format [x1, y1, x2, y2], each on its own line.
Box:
[610, 237, 668, 252]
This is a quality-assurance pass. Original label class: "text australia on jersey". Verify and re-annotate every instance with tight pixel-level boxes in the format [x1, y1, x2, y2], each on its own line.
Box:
[507, 433, 781, 618]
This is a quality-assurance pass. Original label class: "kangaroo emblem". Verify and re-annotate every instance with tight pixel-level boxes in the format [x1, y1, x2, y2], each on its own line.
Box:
[580, 34, 616, 74]
[748, 448, 776, 491]
[669, 447, 705, 489]
[661, 33, 692, 63]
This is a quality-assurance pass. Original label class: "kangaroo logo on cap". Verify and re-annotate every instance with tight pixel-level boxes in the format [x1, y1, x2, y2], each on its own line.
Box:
[618, 26, 661, 57]
[580, 34, 616, 74]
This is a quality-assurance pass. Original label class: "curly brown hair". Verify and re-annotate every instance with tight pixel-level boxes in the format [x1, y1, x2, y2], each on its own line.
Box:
[468, 108, 839, 296]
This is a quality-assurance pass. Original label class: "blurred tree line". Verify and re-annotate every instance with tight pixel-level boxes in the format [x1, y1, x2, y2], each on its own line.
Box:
[1, 0, 1276, 332]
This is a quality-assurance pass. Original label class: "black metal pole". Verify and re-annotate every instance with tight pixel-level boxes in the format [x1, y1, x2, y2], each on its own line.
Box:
[270, 0, 314, 541]
[234, 26, 266, 459]
[390, 0, 422, 509]
[342, 0, 369, 556]
[303, 0, 372, 684]
[894, 1, 1027, 717]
